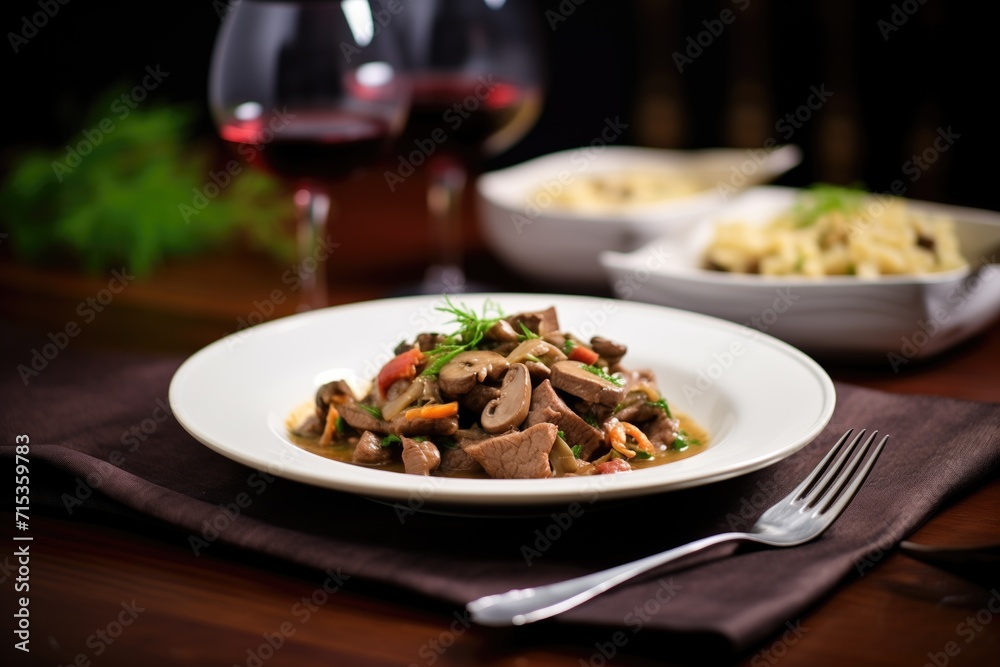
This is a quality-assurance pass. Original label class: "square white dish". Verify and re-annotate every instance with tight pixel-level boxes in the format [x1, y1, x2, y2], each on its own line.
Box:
[600, 187, 1000, 362]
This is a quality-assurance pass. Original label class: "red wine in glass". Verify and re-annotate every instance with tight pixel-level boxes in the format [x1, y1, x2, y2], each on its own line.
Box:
[392, 0, 546, 294]
[220, 110, 394, 182]
[404, 75, 542, 158]
[209, 1, 409, 310]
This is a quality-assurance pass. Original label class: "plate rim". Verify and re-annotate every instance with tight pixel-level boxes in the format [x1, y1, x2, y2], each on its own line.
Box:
[168, 293, 837, 506]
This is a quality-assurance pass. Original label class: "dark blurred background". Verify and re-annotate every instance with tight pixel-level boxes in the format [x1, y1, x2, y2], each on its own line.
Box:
[0, 0, 996, 285]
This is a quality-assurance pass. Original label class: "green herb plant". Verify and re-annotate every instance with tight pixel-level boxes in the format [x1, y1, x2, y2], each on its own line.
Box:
[0, 87, 295, 275]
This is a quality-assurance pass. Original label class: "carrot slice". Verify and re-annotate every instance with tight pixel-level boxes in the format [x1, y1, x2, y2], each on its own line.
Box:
[568, 345, 600, 365]
[404, 402, 459, 420]
[319, 406, 340, 446]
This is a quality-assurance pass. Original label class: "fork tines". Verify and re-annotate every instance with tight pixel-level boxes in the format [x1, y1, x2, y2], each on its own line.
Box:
[794, 429, 889, 514]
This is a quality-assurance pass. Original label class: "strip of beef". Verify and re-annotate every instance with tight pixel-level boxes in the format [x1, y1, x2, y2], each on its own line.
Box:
[352, 431, 392, 465]
[613, 394, 661, 424]
[505, 307, 559, 337]
[401, 437, 441, 475]
[464, 422, 558, 479]
[440, 444, 483, 475]
[337, 401, 391, 433]
[390, 413, 459, 437]
[315, 380, 356, 422]
[550, 360, 626, 407]
[523, 380, 604, 460]
[645, 414, 680, 448]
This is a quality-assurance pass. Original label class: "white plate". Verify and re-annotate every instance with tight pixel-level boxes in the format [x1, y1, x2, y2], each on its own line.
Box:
[601, 187, 1000, 361]
[168, 294, 835, 507]
[476, 145, 801, 287]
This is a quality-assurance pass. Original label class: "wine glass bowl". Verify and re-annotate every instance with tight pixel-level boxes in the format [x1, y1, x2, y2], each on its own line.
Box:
[393, 0, 546, 293]
[209, 0, 410, 309]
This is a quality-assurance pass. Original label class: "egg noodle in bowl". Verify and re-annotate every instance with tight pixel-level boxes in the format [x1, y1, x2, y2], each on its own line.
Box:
[540, 170, 708, 212]
[704, 185, 967, 278]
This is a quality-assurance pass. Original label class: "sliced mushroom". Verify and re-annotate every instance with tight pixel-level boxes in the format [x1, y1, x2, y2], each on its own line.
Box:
[505, 339, 567, 365]
[550, 360, 626, 407]
[438, 350, 509, 395]
[481, 363, 531, 433]
[591, 336, 627, 367]
[459, 382, 502, 413]
[485, 319, 519, 342]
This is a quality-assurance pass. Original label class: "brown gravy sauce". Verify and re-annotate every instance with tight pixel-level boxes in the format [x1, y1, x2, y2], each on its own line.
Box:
[288, 406, 709, 478]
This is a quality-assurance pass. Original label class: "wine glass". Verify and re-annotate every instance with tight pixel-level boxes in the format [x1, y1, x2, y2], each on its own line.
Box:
[393, 0, 545, 293]
[210, 0, 410, 310]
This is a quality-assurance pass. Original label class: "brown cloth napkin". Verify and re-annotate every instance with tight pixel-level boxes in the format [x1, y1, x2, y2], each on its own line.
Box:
[2, 332, 999, 654]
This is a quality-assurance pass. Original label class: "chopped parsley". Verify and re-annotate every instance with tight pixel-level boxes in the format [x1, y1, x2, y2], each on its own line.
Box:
[335, 416, 347, 434]
[557, 430, 566, 440]
[583, 413, 600, 428]
[673, 430, 701, 451]
[562, 339, 577, 354]
[436, 436, 457, 450]
[791, 183, 867, 228]
[359, 404, 384, 420]
[421, 295, 505, 378]
[646, 398, 673, 419]
[380, 434, 401, 447]
[582, 364, 625, 386]
[518, 322, 539, 340]
[571, 445, 583, 459]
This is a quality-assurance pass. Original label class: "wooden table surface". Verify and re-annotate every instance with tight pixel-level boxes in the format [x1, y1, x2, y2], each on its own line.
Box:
[2, 167, 999, 666]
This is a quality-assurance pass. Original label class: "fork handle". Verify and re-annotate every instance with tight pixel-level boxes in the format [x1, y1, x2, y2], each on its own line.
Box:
[467, 531, 753, 626]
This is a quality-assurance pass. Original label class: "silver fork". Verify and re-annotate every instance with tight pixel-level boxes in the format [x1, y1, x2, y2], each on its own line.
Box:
[467, 428, 888, 626]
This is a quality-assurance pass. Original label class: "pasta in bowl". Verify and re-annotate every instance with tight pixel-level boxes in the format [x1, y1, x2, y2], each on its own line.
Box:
[600, 186, 1000, 360]
[703, 185, 967, 278]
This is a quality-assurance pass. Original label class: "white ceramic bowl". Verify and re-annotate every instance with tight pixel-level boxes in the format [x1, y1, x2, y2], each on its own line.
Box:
[476, 145, 802, 287]
[600, 187, 1000, 362]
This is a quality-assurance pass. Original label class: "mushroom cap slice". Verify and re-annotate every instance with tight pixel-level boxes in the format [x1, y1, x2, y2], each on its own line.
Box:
[481, 363, 531, 434]
[438, 350, 509, 396]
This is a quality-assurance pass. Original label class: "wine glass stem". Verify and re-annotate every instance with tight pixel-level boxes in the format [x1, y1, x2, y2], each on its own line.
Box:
[425, 152, 468, 293]
[294, 186, 331, 311]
